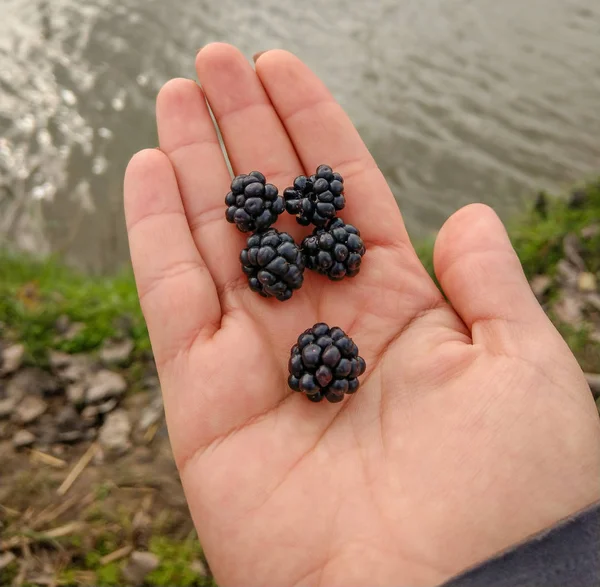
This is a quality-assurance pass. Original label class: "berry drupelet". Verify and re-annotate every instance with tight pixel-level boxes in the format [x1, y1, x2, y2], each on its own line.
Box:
[288, 323, 366, 403]
[283, 164, 345, 227]
[301, 218, 366, 280]
[240, 228, 305, 301]
[225, 171, 285, 232]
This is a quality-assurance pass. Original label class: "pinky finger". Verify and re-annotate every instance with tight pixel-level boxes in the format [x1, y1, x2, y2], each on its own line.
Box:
[124, 149, 221, 368]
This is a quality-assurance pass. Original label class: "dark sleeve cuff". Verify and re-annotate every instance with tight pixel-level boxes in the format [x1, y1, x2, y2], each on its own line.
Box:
[441, 501, 600, 587]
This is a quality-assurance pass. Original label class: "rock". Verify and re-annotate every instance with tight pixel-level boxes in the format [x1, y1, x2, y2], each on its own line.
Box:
[142, 375, 160, 391]
[100, 338, 134, 366]
[553, 294, 583, 326]
[138, 396, 164, 432]
[59, 354, 94, 383]
[13, 429, 35, 448]
[86, 370, 127, 404]
[586, 373, 600, 398]
[578, 272, 597, 292]
[530, 275, 552, 299]
[48, 350, 73, 369]
[556, 260, 579, 288]
[0, 343, 25, 376]
[15, 395, 47, 424]
[0, 398, 15, 419]
[585, 293, 600, 312]
[97, 398, 118, 414]
[7, 368, 60, 400]
[66, 383, 85, 405]
[99, 409, 131, 454]
[0, 551, 16, 570]
[190, 559, 208, 578]
[122, 551, 159, 584]
[581, 224, 600, 239]
[55, 405, 79, 431]
[36, 413, 58, 446]
[92, 444, 105, 465]
[81, 405, 99, 426]
[563, 234, 586, 272]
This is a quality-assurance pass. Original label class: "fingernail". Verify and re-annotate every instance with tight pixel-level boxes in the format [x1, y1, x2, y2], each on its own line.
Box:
[253, 51, 268, 63]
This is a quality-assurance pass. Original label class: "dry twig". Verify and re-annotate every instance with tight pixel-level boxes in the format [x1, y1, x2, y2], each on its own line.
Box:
[57, 444, 98, 496]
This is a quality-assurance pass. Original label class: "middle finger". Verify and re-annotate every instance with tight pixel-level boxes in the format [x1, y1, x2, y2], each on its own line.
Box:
[196, 43, 306, 242]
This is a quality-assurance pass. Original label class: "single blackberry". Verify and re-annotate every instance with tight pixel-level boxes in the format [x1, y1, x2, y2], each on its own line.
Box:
[225, 171, 285, 232]
[240, 228, 305, 301]
[288, 323, 366, 403]
[301, 218, 366, 280]
[283, 164, 345, 227]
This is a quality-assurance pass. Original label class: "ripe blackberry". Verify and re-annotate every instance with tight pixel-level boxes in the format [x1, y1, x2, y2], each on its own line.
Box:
[301, 218, 366, 280]
[283, 165, 345, 227]
[225, 171, 285, 232]
[240, 228, 305, 301]
[288, 323, 366, 403]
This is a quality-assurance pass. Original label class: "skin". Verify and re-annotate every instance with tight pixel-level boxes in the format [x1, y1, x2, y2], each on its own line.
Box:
[124, 43, 600, 586]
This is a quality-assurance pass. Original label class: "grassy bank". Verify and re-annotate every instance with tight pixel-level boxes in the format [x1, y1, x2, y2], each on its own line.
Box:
[0, 258, 149, 364]
[2, 179, 599, 370]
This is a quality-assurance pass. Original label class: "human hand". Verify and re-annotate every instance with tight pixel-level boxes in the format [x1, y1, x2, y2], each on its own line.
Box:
[124, 44, 600, 586]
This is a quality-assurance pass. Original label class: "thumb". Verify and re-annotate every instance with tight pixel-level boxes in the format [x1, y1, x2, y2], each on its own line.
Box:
[433, 204, 551, 353]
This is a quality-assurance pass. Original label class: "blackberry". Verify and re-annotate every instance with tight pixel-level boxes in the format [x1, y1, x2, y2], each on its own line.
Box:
[301, 218, 366, 280]
[225, 171, 285, 232]
[240, 228, 305, 301]
[288, 323, 366, 403]
[283, 165, 345, 227]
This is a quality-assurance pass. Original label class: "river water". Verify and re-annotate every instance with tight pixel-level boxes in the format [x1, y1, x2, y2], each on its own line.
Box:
[1, 0, 599, 273]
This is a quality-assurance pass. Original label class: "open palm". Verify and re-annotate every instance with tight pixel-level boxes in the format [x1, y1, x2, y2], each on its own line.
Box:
[124, 44, 600, 586]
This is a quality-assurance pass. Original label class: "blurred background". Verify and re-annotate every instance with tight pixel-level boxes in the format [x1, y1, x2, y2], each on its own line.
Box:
[1, 1, 600, 585]
[1, 0, 600, 272]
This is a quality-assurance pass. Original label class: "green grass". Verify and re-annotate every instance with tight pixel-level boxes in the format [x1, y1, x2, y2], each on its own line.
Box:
[0, 253, 149, 364]
[509, 179, 600, 279]
[147, 535, 215, 587]
[412, 178, 600, 282]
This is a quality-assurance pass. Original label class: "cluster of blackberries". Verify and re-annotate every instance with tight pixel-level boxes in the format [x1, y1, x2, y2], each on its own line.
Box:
[224, 166, 367, 402]
[302, 218, 366, 281]
[225, 171, 285, 233]
[283, 164, 346, 227]
[225, 172, 304, 301]
[240, 229, 305, 302]
[288, 323, 366, 403]
[225, 165, 366, 301]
